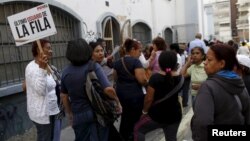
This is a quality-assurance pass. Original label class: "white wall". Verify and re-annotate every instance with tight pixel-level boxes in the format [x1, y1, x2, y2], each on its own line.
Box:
[54, 0, 127, 34]
[176, 0, 199, 25]
[150, 0, 176, 37]
[50, 0, 200, 42]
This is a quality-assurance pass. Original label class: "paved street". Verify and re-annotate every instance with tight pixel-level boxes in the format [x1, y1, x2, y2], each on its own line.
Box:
[60, 107, 194, 141]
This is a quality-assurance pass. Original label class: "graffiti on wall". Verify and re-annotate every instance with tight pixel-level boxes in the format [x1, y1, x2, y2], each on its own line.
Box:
[82, 21, 100, 43]
[0, 103, 23, 141]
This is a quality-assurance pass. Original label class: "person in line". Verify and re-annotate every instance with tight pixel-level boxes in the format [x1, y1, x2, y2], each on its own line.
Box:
[237, 41, 250, 57]
[236, 54, 250, 94]
[191, 44, 250, 141]
[188, 33, 207, 54]
[25, 39, 61, 141]
[137, 42, 155, 81]
[113, 38, 147, 141]
[138, 43, 155, 69]
[149, 37, 167, 74]
[169, 43, 182, 75]
[89, 41, 114, 85]
[134, 51, 183, 141]
[227, 40, 238, 52]
[60, 38, 122, 141]
[181, 47, 207, 104]
[96, 38, 114, 68]
[97, 38, 108, 56]
[179, 43, 190, 107]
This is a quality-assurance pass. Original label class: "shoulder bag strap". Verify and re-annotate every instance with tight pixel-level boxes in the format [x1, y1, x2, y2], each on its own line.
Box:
[234, 94, 242, 112]
[152, 76, 184, 106]
[121, 57, 134, 78]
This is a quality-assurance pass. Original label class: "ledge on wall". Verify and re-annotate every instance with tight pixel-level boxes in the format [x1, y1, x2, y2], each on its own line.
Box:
[0, 83, 23, 97]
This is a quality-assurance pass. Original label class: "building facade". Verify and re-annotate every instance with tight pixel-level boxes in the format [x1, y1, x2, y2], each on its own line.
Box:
[237, 0, 250, 42]
[203, 0, 234, 42]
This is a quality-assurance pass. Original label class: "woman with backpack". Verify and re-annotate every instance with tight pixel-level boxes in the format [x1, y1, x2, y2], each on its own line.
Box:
[60, 38, 122, 141]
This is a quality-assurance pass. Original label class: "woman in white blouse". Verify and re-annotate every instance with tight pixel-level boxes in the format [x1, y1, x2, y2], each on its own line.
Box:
[25, 39, 60, 141]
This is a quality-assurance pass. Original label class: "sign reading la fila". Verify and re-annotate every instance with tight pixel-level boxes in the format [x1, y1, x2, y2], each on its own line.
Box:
[8, 3, 57, 46]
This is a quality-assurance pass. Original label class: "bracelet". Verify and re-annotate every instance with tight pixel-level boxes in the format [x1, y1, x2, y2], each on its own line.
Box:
[142, 110, 148, 115]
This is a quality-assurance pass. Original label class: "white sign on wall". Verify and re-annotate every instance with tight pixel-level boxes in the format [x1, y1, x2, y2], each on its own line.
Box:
[7, 3, 57, 46]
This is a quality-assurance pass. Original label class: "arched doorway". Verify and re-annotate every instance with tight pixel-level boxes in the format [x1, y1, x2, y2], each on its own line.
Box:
[132, 22, 152, 45]
[101, 16, 120, 55]
[164, 28, 173, 44]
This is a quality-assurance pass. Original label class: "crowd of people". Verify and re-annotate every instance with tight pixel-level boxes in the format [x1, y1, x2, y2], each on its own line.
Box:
[24, 33, 250, 141]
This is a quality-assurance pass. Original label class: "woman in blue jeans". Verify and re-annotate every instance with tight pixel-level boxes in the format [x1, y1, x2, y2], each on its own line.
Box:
[134, 51, 183, 141]
[60, 38, 122, 141]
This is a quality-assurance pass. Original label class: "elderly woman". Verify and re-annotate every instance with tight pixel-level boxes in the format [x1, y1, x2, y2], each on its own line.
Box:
[191, 44, 250, 141]
[25, 39, 61, 141]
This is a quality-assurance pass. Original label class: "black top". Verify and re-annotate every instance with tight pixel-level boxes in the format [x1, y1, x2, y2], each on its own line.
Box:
[148, 73, 183, 124]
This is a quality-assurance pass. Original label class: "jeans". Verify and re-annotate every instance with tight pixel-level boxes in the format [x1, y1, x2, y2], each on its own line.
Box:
[72, 110, 109, 141]
[182, 77, 191, 107]
[53, 119, 62, 141]
[135, 119, 180, 141]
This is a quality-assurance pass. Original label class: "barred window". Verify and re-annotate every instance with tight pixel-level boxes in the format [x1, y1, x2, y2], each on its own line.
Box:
[0, 2, 80, 88]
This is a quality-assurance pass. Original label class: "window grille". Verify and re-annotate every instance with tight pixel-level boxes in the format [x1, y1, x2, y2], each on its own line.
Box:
[0, 2, 80, 87]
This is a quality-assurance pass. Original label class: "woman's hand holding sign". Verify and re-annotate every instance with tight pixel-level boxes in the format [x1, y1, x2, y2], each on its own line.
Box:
[38, 53, 48, 70]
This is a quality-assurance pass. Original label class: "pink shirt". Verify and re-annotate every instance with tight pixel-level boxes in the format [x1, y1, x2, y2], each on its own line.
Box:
[150, 50, 162, 74]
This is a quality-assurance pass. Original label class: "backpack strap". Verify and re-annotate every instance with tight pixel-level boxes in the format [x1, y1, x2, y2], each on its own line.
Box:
[88, 60, 96, 72]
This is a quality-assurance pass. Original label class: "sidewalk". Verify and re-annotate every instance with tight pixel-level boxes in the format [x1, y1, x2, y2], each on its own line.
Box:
[60, 108, 193, 141]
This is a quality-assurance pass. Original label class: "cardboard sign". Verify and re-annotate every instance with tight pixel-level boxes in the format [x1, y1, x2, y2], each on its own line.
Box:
[7, 3, 57, 46]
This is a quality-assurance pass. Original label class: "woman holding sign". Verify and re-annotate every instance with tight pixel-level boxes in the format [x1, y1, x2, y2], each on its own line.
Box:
[25, 39, 63, 141]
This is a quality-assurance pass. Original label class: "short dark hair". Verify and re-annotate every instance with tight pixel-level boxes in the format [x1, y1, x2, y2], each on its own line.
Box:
[170, 43, 180, 53]
[152, 37, 167, 51]
[191, 47, 206, 60]
[210, 44, 239, 71]
[89, 41, 102, 50]
[227, 40, 234, 46]
[96, 38, 104, 43]
[32, 39, 50, 57]
[242, 41, 246, 46]
[66, 38, 92, 66]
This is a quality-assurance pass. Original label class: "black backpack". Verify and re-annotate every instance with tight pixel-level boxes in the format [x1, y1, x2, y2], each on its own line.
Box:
[85, 61, 120, 127]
